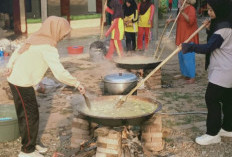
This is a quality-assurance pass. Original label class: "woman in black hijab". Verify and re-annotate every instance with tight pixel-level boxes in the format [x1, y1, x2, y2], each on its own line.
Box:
[181, 0, 232, 146]
[204, 0, 232, 70]
[123, 0, 138, 53]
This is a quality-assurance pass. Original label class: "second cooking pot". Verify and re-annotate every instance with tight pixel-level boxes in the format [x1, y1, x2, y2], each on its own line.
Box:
[103, 73, 138, 95]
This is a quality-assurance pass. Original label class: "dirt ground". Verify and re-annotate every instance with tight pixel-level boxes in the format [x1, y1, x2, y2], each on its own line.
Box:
[1, 13, 232, 157]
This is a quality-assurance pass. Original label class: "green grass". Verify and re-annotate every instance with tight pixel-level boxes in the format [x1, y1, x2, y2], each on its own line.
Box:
[162, 92, 192, 101]
[27, 18, 42, 24]
[27, 14, 101, 24]
[164, 119, 176, 127]
[70, 14, 101, 20]
[191, 126, 200, 132]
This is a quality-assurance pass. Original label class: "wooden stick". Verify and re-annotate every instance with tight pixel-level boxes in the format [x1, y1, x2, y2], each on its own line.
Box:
[83, 94, 91, 109]
[115, 23, 207, 108]
[168, 0, 187, 38]
[157, 0, 187, 60]
[153, 14, 173, 59]
[100, 0, 107, 40]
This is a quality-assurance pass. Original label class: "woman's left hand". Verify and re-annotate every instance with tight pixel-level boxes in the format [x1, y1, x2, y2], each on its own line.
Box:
[180, 43, 192, 54]
[179, 44, 182, 50]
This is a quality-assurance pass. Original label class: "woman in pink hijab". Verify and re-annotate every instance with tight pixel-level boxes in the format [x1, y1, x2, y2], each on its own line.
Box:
[6, 16, 85, 157]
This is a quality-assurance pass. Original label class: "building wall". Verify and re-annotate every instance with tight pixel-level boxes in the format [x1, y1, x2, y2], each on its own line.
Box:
[26, 0, 90, 19]
[47, 0, 61, 16]
[70, 0, 88, 15]
[26, 0, 41, 18]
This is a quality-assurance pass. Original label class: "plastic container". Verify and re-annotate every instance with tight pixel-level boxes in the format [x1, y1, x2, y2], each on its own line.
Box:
[0, 47, 4, 57]
[0, 104, 19, 142]
[67, 46, 84, 54]
[4, 52, 9, 56]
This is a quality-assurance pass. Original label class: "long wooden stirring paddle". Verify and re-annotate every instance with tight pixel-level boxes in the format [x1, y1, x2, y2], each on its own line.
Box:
[153, 14, 173, 59]
[100, 0, 107, 40]
[83, 94, 91, 109]
[156, 0, 188, 60]
[115, 22, 208, 108]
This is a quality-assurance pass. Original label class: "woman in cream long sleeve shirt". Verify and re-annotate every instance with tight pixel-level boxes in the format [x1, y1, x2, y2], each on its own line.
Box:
[6, 16, 85, 157]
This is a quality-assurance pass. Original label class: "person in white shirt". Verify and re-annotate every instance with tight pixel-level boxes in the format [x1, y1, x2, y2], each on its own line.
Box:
[6, 16, 85, 157]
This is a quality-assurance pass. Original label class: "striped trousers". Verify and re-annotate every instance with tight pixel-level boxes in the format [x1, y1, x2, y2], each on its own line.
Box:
[9, 82, 39, 153]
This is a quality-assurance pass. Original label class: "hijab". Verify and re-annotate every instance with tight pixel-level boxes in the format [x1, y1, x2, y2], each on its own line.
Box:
[18, 16, 71, 54]
[205, 0, 232, 70]
[123, 0, 137, 17]
[139, 0, 152, 15]
[109, 0, 124, 20]
[207, 0, 231, 34]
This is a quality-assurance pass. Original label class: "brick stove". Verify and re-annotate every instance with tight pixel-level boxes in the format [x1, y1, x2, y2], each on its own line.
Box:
[70, 115, 164, 157]
[69, 68, 163, 156]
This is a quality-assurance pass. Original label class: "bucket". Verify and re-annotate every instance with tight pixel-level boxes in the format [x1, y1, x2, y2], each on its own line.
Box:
[4, 52, 9, 56]
[0, 104, 19, 142]
[67, 46, 84, 54]
[0, 47, 4, 57]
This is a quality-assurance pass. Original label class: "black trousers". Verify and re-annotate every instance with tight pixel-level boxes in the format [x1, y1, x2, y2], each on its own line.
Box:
[125, 32, 136, 51]
[9, 83, 39, 153]
[205, 82, 232, 136]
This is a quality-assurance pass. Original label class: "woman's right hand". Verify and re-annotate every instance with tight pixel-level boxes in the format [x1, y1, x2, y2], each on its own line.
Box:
[77, 84, 85, 95]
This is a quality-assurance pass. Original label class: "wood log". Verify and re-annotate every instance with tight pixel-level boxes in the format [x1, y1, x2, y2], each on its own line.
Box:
[122, 145, 131, 157]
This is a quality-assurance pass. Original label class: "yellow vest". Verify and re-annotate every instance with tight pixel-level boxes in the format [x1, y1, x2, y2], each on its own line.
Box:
[138, 7, 151, 27]
[124, 10, 138, 33]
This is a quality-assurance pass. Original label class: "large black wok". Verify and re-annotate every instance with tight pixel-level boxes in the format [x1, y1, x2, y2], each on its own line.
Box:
[114, 56, 161, 70]
[77, 95, 162, 127]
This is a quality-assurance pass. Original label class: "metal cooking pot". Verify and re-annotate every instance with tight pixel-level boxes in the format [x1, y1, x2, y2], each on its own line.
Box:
[103, 73, 138, 95]
[114, 56, 161, 70]
[77, 95, 162, 126]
